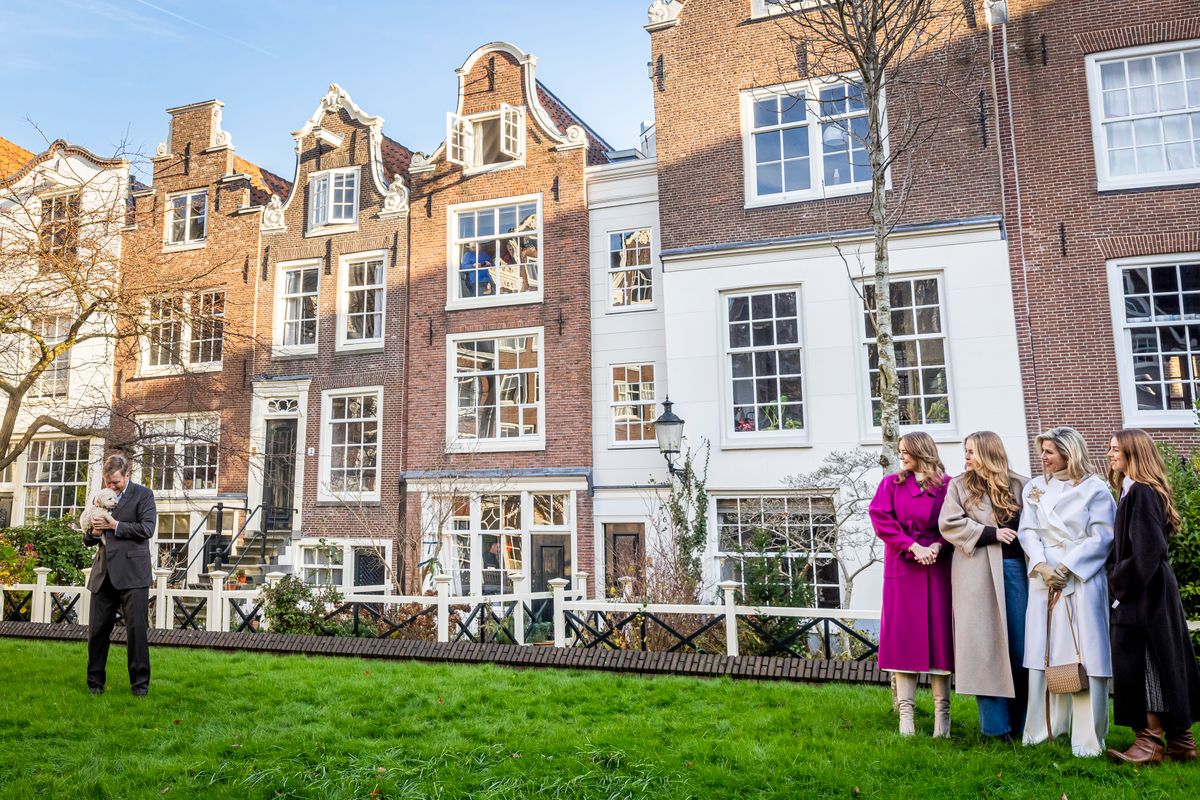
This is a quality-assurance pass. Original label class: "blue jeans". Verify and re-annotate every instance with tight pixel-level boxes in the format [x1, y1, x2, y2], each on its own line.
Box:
[976, 557, 1030, 737]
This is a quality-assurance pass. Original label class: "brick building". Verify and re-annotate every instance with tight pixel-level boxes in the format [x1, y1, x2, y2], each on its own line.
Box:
[992, 1, 1200, 455]
[402, 42, 611, 600]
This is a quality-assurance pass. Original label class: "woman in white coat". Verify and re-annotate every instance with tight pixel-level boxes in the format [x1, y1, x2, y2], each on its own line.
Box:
[1019, 427, 1116, 758]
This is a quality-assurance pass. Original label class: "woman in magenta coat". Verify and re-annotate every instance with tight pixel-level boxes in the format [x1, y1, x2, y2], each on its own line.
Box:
[870, 431, 954, 737]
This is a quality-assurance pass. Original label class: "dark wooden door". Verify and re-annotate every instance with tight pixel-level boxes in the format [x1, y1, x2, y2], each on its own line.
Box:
[263, 419, 297, 531]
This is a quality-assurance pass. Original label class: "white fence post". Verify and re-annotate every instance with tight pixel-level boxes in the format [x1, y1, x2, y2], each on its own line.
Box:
[32, 567, 52, 624]
[153, 568, 171, 629]
[433, 574, 452, 643]
[207, 571, 228, 632]
[260, 572, 285, 631]
[718, 580, 740, 657]
[548, 578, 569, 647]
[573, 571, 589, 599]
[78, 568, 93, 627]
[510, 571, 526, 645]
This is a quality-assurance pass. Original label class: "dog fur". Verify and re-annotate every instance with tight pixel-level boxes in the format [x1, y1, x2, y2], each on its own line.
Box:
[79, 488, 119, 532]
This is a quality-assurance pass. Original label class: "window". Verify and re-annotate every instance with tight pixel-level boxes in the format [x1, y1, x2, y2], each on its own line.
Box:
[1115, 258, 1200, 413]
[1088, 42, 1200, 190]
[155, 513, 191, 574]
[480, 494, 523, 594]
[609, 229, 653, 310]
[862, 276, 951, 427]
[532, 493, 568, 527]
[143, 293, 224, 371]
[725, 289, 805, 435]
[751, 0, 825, 18]
[446, 104, 525, 170]
[278, 262, 320, 354]
[338, 254, 386, 349]
[190, 290, 224, 364]
[450, 331, 542, 448]
[611, 364, 657, 445]
[319, 388, 381, 501]
[39, 193, 79, 261]
[165, 189, 207, 246]
[139, 415, 220, 494]
[24, 438, 89, 520]
[29, 315, 71, 400]
[308, 168, 359, 231]
[301, 543, 344, 586]
[451, 198, 541, 304]
[742, 76, 874, 206]
[299, 537, 392, 591]
[716, 495, 840, 607]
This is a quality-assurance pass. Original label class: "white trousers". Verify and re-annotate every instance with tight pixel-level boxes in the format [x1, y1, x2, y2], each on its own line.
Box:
[1022, 670, 1108, 757]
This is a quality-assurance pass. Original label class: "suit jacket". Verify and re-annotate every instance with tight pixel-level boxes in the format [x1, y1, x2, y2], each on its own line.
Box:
[83, 482, 157, 591]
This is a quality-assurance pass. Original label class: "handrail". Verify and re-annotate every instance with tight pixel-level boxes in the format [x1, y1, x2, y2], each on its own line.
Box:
[180, 503, 263, 585]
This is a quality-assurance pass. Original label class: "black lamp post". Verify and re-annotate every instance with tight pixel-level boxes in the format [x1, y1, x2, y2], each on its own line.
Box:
[654, 398, 685, 477]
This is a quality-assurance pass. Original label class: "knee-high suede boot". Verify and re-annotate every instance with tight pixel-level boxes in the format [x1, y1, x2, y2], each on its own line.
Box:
[931, 674, 952, 739]
[895, 672, 918, 737]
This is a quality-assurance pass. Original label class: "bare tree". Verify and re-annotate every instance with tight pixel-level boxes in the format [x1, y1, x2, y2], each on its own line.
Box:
[767, 0, 981, 471]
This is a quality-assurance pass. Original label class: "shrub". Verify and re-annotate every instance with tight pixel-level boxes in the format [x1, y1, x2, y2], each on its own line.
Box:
[259, 574, 343, 635]
[1, 517, 92, 585]
[1161, 446, 1200, 635]
[0, 541, 38, 585]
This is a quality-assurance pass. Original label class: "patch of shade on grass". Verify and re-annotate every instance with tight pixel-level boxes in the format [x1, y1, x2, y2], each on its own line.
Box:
[0, 639, 1197, 798]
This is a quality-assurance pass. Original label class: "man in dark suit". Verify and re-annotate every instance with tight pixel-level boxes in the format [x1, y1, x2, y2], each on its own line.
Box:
[83, 454, 157, 695]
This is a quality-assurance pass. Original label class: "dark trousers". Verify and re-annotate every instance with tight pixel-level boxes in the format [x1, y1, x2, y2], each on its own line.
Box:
[87, 574, 150, 693]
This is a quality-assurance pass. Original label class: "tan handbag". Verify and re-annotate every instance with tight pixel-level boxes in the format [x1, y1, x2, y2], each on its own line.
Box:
[1044, 588, 1088, 694]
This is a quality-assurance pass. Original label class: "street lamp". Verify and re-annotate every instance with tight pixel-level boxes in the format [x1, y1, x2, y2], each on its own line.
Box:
[654, 397, 685, 476]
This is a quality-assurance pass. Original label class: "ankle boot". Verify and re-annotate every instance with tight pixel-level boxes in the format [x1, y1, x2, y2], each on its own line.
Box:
[1107, 713, 1165, 765]
[1165, 729, 1198, 762]
[895, 672, 917, 737]
[931, 674, 951, 739]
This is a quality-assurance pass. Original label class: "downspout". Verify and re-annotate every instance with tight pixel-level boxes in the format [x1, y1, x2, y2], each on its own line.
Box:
[399, 197, 414, 594]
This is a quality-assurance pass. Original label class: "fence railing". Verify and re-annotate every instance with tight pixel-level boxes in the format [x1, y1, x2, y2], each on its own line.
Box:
[3, 570, 890, 657]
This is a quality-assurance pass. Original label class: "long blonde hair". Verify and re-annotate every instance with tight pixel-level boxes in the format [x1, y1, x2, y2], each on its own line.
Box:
[961, 431, 1020, 521]
[896, 431, 945, 489]
[1107, 428, 1181, 534]
[1035, 427, 1095, 483]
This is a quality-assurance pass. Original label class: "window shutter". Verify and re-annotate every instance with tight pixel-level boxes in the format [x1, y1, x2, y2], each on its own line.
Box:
[500, 104, 525, 160]
[446, 113, 473, 167]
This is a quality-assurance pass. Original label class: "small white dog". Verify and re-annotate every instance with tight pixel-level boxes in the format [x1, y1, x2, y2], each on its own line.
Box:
[79, 488, 119, 532]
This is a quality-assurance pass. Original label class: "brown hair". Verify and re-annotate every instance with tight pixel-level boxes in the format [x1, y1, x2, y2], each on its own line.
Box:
[102, 453, 130, 477]
[896, 431, 945, 489]
[1107, 428, 1181, 534]
[961, 431, 1021, 521]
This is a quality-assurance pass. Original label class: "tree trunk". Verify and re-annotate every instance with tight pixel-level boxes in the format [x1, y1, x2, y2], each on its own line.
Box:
[866, 74, 899, 474]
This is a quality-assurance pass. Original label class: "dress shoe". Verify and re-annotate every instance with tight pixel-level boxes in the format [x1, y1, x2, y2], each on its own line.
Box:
[88, 686, 104, 695]
[1165, 730, 1198, 762]
[131, 689, 148, 697]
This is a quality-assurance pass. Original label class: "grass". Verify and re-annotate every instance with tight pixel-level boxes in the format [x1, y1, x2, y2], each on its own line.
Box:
[1, 640, 1198, 799]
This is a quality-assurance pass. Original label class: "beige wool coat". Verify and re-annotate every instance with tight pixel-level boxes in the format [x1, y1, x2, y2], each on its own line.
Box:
[938, 472, 1028, 697]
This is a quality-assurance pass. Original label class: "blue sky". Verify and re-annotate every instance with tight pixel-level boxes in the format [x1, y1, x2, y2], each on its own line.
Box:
[1, 0, 655, 179]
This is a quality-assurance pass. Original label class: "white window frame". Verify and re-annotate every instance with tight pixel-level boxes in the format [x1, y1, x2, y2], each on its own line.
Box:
[317, 386, 383, 503]
[856, 271, 956, 438]
[610, 362, 658, 449]
[1086, 40, 1200, 192]
[446, 193, 543, 310]
[27, 313, 72, 401]
[163, 188, 208, 250]
[336, 250, 388, 352]
[136, 413, 221, 498]
[740, 74, 885, 208]
[306, 166, 360, 236]
[23, 437, 90, 521]
[297, 536, 393, 594]
[273, 259, 322, 358]
[140, 292, 225, 376]
[445, 326, 545, 453]
[445, 104, 527, 173]
[1107, 252, 1200, 428]
[606, 228, 655, 313]
[719, 285, 809, 450]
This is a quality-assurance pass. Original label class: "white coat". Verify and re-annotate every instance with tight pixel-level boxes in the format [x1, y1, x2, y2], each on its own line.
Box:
[1018, 473, 1115, 678]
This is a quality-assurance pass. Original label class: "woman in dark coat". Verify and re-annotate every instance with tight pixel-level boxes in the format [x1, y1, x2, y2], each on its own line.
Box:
[1105, 428, 1200, 764]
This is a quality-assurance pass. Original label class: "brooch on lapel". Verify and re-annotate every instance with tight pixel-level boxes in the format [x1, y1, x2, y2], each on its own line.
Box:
[1028, 486, 1044, 501]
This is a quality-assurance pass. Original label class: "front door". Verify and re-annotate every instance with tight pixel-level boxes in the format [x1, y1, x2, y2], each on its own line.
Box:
[262, 419, 298, 531]
[531, 534, 570, 623]
[605, 523, 646, 595]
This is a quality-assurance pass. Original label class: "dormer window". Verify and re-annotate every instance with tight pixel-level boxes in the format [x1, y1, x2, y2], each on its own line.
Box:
[308, 167, 359, 233]
[446, 104, 526, 170]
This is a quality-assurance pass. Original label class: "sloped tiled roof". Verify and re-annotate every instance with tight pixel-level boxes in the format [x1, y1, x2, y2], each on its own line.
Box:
[234, 154, 292, 205]
[381, 135, 413, 183]
[535, 82, 613, 166]
[0, 134, 35, 178]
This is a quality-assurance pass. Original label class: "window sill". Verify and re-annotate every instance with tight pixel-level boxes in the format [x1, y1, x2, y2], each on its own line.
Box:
[305, 222, 359, 238]
[1097, 173, 1200, 194]
[271, 346, 318, 360]
[721, 432, 812, 450]
[609, 441, 658, 451]
[136, 362, 223, 379]
[334, 341, 386, 355]
[744, 183, 871, 210]
[315, 500, 382, 508]
[162, 240, 207, 253]
[1120, 410, 1198, 430]
[445, 437, 546, 454]
[462, 159, 526, 177]
[859, 427, 960, 446]
[445, 293, 543, 312]
[605, 303, 658, 315]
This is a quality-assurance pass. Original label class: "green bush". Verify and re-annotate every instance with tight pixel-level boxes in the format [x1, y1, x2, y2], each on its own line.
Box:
[259, 574, 344, 635]
[1160, 446, 1200, 629]
[0, 517, 92, 585]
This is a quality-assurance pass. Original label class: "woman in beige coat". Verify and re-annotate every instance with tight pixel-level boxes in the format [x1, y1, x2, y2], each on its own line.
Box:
[939, 431, 1029, 740]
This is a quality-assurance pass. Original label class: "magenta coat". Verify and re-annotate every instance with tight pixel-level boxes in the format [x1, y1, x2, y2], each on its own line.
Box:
[869, 473, 954, 673]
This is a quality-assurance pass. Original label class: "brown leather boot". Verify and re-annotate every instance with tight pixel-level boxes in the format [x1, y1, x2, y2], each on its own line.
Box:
[1107, 713, 1165, 765]
[1165, 729, 1198, 762]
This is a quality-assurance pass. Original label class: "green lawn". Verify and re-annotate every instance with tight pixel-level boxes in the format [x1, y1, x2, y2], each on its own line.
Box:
[1, 639, 1198, 799]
